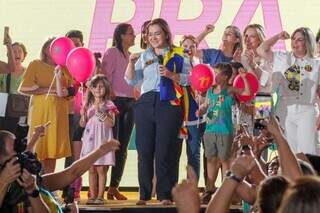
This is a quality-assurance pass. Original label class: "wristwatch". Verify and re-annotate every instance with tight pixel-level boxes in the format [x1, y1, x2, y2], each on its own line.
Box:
[225, 170, 243, 183]
[27, 189, 40, 198]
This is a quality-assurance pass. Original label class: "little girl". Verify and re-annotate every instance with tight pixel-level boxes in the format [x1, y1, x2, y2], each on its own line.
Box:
[79, 74, 118, 205]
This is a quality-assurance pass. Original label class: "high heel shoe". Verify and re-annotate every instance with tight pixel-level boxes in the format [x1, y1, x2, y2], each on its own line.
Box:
[107, 188, 128, 200]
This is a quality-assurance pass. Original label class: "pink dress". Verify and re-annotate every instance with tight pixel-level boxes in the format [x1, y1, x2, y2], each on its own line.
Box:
[81, 100, 118, 166]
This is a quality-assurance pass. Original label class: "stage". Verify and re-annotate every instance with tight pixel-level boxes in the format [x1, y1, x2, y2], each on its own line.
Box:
[79, 202, 242, 213]
[76, 191, 242, 213]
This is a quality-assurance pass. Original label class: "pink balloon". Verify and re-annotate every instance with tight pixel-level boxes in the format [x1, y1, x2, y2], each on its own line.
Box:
[50, 37, 75, 65]
[190, 64, 215, 93]
[233, 72, 259, 102]
[66, 47, 95, 83]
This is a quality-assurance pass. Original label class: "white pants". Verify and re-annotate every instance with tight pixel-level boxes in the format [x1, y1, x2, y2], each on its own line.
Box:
[284, 104, 318, 155]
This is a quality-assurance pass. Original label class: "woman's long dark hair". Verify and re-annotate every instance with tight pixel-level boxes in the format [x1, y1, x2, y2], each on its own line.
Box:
[84, 74, 111, 111]
[140, 20, 151, 49]
[112, 23, 132, 56]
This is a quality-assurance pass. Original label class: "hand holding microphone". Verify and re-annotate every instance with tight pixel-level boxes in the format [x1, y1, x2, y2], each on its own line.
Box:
[158, 54, 171, 78]
[158, 54, 179, 81]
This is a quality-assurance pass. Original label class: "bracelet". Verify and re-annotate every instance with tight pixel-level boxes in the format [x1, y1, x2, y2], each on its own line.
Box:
[225, 170, 243, 183]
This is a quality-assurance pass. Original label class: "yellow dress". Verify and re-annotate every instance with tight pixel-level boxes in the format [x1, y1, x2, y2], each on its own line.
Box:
[18, 60, 72, 160]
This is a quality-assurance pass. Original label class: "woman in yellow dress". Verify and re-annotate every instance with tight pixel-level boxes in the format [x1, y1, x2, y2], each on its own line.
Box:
[18, 38, 72, 174]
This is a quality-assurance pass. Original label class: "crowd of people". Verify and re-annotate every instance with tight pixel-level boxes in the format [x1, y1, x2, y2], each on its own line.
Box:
[1, 18, 320, 213]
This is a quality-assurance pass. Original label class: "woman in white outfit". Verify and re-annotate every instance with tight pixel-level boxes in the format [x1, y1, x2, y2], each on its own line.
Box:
[257, 27, 320, 155]
[241, 24, 273, 94]
[233, 24, 273, 134]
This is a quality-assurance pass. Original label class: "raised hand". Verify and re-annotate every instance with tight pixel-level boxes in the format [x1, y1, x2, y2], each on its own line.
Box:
[172, 166, 200, 213]
[243, 49, 256, 69]
[99, 138, 120, 154]
[233, 48, 242, 62]
[16, 169, 38, 194]
[3, 26, 12, 46]
[34, 121, 50, 137]
[261, 115, 283, 139]
[204, 24, 215, 34]
[277, 31, 290, 40]
[230, 154, 256, 179]
[129, 53, 141, 64]
[252, 134, 270, 158]
[0, 157, 21, 185]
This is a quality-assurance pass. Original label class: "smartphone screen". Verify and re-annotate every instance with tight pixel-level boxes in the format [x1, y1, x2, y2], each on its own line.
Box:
[254, 93, 273, 120]
[254, 93, 273, 129]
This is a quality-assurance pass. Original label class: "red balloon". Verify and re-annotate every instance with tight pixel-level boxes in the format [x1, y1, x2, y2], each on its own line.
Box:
[50, 37, 75, 65]
[233, 72, 259, 102]
[190, 64, 215, 93]
[66, 47, 95, 83]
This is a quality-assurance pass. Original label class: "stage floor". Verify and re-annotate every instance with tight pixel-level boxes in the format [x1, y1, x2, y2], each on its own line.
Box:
[76, 191, 242, 213]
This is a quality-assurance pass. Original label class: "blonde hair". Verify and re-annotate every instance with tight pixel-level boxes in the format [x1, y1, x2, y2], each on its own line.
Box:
[244, 24, 265, 44]
[291, 27, 316, 58]
[225, 25, 243, 53]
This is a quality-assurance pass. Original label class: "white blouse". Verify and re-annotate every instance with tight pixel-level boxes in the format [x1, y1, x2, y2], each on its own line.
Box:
[271, 51, 320, 105]
[241, 55, 273, 94]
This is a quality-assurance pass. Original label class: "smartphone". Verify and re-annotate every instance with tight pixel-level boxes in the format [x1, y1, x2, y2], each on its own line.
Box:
[254, 93, 273, 129]
[44, 121, 51, 128]
[4, 26, 9, 36]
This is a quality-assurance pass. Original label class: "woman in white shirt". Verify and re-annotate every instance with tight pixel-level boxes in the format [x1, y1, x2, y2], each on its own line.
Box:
[257, 27, 320, 155]
[241, 24, 273, 94]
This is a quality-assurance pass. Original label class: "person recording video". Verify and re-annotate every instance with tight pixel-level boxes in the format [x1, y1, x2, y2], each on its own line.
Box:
[0, 127, 120, 212]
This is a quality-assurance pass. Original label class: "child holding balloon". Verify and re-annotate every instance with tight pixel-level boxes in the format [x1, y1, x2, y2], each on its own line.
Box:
[197, 62, 251, 204]
[79, 74, 118, 205]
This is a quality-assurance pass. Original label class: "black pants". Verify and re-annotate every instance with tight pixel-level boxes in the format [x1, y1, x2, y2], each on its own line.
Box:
[134, 92, 183, 201]
[64, 114, 81, 168]
[109, 97, 135, 188]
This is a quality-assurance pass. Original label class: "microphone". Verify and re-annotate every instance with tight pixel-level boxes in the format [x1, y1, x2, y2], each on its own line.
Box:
[183, 49, 192, 56]
[157, 55, 164, 65]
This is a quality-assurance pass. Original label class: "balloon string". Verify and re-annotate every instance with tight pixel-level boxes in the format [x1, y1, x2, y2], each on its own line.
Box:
[81, 82, 84, 107]
[197, 95, 200, 128]
[45, 71, 57, 100]
[197, 92, 208, 128]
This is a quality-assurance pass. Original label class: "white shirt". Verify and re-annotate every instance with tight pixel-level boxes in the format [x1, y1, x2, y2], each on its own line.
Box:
[272, 51, 320, 105]
[241, 55, 273, 93]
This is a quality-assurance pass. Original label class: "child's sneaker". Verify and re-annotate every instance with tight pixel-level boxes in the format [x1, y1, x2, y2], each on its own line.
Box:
[94, 198, 106, 205]
[86, 198, 96, 205]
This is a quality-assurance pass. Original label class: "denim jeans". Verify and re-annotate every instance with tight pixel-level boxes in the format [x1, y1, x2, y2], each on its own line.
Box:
[186, 123, 205, 179]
